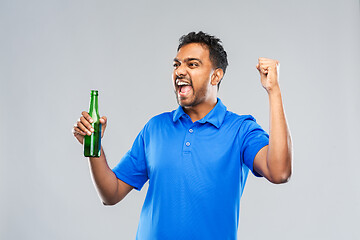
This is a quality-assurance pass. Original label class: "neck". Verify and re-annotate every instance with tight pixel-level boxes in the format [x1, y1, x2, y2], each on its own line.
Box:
[183, 97, 218, 122]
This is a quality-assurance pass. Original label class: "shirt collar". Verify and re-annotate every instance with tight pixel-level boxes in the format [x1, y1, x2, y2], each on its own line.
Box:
[172, 98, 227, 129]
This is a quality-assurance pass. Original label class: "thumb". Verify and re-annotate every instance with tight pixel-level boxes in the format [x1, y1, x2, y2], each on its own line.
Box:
[256, 63, 265, 76]
[100, 116, 107, 129]
[100, 116, 107, 138]
[100, 116, 107, 125]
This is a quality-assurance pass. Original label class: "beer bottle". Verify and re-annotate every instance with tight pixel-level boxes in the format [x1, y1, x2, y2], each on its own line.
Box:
[84, 90, 101, 157]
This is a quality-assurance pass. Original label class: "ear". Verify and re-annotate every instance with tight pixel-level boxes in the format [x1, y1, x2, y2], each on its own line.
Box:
[211, 68, 224, 86]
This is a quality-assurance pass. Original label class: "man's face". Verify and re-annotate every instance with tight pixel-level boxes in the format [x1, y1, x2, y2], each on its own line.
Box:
[173, 43, 215, 107]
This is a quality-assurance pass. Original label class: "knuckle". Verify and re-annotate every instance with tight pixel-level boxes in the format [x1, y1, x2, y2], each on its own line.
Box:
[73, 128, 80, 135]
[80, 116, 88, 123]
[77, 122, 85, 130]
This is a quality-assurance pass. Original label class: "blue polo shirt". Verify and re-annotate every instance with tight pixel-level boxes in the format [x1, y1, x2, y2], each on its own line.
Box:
[112, 98, 269, 240]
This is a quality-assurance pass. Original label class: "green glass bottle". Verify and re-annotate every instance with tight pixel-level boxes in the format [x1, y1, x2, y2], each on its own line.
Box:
[84, 90, 102, 157]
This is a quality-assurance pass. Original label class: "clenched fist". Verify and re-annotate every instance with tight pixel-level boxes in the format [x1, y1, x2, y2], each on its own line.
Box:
[256, 57, 280, 93]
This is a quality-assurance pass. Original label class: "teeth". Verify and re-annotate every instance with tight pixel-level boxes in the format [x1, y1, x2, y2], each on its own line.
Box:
[176, 80, 190, 86]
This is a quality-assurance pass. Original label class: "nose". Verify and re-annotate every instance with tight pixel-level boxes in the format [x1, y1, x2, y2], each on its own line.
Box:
[175, 63, 187, 78]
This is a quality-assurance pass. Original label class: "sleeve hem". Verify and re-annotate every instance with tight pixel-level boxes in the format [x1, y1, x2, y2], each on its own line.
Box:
[250, 142, 269, 177]
[112, 170, 144, 191]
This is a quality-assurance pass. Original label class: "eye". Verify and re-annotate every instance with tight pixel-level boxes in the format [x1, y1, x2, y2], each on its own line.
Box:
[188, 62, 199, 68]
[173, 62, 180, 68]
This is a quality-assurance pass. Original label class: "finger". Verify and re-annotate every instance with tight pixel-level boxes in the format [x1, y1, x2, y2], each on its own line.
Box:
[77, 120, 92, 135]
[258, 57, 271, 63]
[259, 57, 275, 61]
[258, 67, 267, 76]
[72, 122, 87, 135]
[80, 116, 94, 132]
[260, 66, 268, 73]
[256, 63, 260, 70]
[73, 125, 87, 136]
[100, 116, 107, 125]
[260, 59, 279, 67]
[258, 61, 271, 68]
[259, 59, 273, 63]
[82, 111, 93, 123]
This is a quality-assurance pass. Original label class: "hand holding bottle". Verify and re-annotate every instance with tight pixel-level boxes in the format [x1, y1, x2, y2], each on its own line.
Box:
[72, 112, 107, 145]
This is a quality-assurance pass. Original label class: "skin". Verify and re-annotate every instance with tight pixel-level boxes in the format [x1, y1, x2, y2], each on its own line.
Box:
[172, 43, 224, 122]
[72, 43, 292, 205]
[73, 115, 133, 205]
[253, 58, 292, 183]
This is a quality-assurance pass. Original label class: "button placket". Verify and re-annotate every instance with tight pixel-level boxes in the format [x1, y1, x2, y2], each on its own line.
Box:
[183, 124, 195, 153]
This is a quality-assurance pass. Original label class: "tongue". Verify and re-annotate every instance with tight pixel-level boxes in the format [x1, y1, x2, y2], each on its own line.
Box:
[180, 85, 192, 94]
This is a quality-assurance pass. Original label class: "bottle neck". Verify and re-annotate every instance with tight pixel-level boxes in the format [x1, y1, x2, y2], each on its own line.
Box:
[89, 94, 99, 115]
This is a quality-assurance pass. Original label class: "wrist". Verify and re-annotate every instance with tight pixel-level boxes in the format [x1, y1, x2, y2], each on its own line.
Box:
[266, 85, 281, 96]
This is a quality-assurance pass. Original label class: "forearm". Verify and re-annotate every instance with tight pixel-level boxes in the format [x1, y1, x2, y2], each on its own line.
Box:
[88, 147, 122, 205]
[267, 88, 292, 183]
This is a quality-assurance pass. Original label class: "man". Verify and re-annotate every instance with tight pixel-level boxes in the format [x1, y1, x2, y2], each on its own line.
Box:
[73, 31, 292, 239]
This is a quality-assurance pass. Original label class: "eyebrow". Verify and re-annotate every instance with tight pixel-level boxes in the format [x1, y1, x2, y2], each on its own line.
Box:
[173, 57, 203, 64]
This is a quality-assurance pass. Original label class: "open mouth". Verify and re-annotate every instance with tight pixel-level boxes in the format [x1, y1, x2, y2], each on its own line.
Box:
[176, 79, 192, 97]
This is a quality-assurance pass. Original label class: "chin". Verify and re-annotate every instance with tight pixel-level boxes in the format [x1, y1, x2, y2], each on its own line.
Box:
[177, 97, 189, 107]
[178, 98, 198, 108]
[175, 91, 197, 107]
[177, 99, 188, 107]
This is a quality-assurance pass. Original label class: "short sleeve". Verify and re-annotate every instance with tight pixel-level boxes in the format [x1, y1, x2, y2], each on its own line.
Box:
[112, 128, 148, 191]
[240, 116, 269, 177]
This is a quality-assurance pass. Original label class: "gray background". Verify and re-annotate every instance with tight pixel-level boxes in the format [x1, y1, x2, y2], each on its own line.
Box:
[1, 0, 359, 239]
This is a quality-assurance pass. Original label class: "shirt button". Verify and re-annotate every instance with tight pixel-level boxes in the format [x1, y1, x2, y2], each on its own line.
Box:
[185, 142, 191, 147]
[189, 129, 193, 133]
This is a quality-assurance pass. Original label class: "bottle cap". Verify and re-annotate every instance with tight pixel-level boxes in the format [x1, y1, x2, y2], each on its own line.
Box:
[90, 90, 98, 96]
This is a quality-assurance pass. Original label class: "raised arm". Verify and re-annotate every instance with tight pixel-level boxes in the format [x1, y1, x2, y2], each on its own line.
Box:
[73, 112, 134, 204]
[253, 58, 292, 184]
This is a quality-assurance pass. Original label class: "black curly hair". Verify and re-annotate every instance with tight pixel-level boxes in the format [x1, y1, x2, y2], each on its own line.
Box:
[177, 31, 228, 89]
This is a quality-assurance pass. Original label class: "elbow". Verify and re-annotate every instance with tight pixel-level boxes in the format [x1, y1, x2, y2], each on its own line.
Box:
[102, 201, 116, 206]
[268, 153, 292, 184]
[101, 197, 121, 206]
[270, 170, 291, 184]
